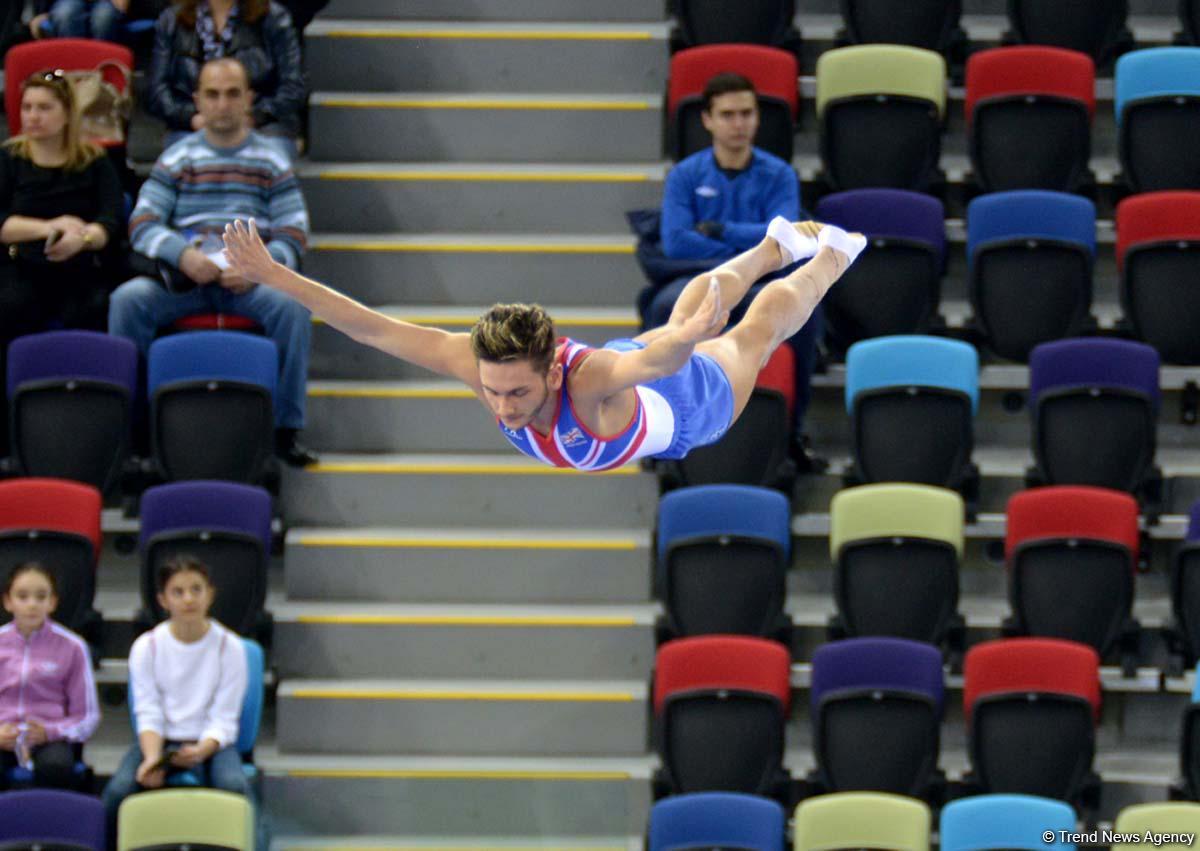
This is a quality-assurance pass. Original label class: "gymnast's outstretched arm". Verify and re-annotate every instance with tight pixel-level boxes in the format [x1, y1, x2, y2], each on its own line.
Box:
[223, 219, 480, 388]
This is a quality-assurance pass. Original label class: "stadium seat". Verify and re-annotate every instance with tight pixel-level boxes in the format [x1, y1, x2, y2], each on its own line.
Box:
[1006, 0, 1131, 64]
[964, 46, 1095, 192]
[1028, 338, 1160, 494]
[793, 792, 931, 851]
[1184, 0, 1200, 44]
[648, 792, 786, 851]
[1179, 665, 1200, 798]
[963, 637, 1100, 801]
[6, 331, 138, 495]
[653, 636, 791, 794]
[128, 638, 264, 788]
[137, 480, 273, 639]
[845, 335, 978, 490]
[667, 45, 799, 161]
[809, 637, 944, 796]
[666, 345, 796, 490]
[839, 0, 963, 53]
[147, 331, 277, 483]
[1113, 803, 1200, 849]
[1116, 191, 1200, 364]
[940, 794, 1077, 851]
[172, 314, 261, 333]
[0, 478, 102, 645]
[967, 191, 1096, 361]
[815, 45, 946, 191]
[116, 789, 253, 851]
[1005, 486, 1140, 660]
[814, 189, 946, 353]
[4, 39, 133, 145]
[656, 485, 791, 638]
[1116, 47, 1200, 192]
[828, 483, 964, 644]
[673, 0, 799, 51]
[0, 789, 104, 850]
[1171, 502, 1200, 665]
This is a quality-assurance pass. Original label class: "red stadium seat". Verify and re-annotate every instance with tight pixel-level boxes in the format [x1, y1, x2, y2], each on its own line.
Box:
[173, 314, 263, 332]
[1116, 192, 1200, 364]
[754, 343, 795, 428]
[654, 635, 791, 795]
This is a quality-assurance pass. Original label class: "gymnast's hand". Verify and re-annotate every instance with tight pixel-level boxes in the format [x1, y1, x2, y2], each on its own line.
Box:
[223, 219, 282, 286]
[677, 278, 732, 345]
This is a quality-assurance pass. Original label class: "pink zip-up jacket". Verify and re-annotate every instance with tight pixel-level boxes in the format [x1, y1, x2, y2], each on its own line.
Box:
[0, 620, 100, 742]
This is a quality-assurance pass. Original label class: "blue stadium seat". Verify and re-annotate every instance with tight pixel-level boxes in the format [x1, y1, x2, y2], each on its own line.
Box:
[845, 335, 979, 490]
[137, 480, 273, 640]
[6, 330, 137, 494]
[967, 190, 1097, 361]
[1116, 47, 1200, 191]
[656, 485, 791, 638]
[147, 331, 277, 483]
[809, 637, 944, 796]
[815, 189, 946, 353]
[940, 794, 1077, 851]
[648, 792, 786, 851]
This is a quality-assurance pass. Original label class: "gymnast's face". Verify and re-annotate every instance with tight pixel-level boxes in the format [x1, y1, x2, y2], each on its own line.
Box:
[478, 358, 563, 431]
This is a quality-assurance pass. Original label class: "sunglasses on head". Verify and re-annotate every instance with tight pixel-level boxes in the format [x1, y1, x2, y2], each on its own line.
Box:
[32, 68, 68, 86]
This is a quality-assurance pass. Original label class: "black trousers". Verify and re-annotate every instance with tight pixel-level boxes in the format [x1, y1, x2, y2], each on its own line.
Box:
[0, 741, 82, 790]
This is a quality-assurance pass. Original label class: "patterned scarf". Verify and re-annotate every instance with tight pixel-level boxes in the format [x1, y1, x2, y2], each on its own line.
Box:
[196, 2, 240, 60]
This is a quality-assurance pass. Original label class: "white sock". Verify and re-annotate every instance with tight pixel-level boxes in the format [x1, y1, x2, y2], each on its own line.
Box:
[817, 224, 868, 264]
[767, 216, 818, 265]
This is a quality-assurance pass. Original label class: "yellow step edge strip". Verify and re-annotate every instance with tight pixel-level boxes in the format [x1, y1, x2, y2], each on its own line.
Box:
[308, 387, 476, 399]
[320, 98, 652, 111]
[305, 462, 640, 476]
[295, 614, 637, 626]
[290, 689, 636, 702]
[316, 171, 651, 183]
[293, 537, 639, 551]
[314, 243, 634, 254]
[285, 768, 629, 781]
[321, 28, 654, 41]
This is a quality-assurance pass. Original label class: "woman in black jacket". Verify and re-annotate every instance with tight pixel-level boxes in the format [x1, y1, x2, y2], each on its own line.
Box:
[147, 0, 306, 153]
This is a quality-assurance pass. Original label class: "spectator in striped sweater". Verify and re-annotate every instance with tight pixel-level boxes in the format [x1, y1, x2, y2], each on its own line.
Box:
[109, 56, 316, 466]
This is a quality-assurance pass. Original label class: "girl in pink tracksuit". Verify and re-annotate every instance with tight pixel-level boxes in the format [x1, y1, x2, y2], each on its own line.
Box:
[0, 562, 100, 789]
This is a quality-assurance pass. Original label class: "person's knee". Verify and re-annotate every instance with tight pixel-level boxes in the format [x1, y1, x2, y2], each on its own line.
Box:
[89, 0, 125, 39]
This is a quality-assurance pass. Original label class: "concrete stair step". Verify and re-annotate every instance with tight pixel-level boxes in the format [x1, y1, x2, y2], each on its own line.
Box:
[307, 93, 661, 162]
[270, 601, 656, 680]
[305, 21, 669, 94]
[306, 233, 640, 308]
[276, 678, 648, 756]
[317, 0, 666, 21]
[284, 526, 651, 603]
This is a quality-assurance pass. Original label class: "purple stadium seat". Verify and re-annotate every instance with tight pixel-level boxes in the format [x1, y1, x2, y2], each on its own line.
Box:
[0, 789, 104, 850]
[137, 480, 273, 640]
[810, 637, 944, 795]
[815, 189, 946, 354]
[1029, 338, 1160, 494]
[6, 330, 137, 494]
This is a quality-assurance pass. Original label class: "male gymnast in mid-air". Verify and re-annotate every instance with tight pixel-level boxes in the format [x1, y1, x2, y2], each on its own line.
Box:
[222, 217, 866, 472]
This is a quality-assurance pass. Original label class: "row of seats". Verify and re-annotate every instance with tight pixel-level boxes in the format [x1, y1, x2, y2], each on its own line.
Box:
[7, 330, 279, 494]
[650, 791, 1200, 851]
[0, 478, 273, 645]
[0, 787, 253, 850]
[670, 43, 1200, 195]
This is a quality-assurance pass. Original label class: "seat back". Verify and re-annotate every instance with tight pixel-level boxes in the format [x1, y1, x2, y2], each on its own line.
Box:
[7, 331, 137, 494]
[648, 792, 786, 851]
[1116, 47, 1200, 191]
[1113, 803, 1200, 850]
[654, 636, 791, 794]
[815, 189, 945, 351]
[674, 0, 797, 48]
[755, 342, 795, 421]
[1116, 191, 1200, 363]
[967, 191, 1096, 361]
[840, 0, 963, 52]
[1185, 0, 1200, 44]
[147, 331, 277, 483]
[846, 336, 978, 487]
[139, 481, 272, 636]
[1007, 0, 1129, 63]
[4, 39, 133, 136]
[116, 789, 253, 851]
[1173, 503, 1200, 661]
[1182, 670, 1200, 797]
[939, 794, 1077, 851]
[1029, 338, 1159, 491]
[0, 478, 101, 634]
[816, 45, 946, 190]
[657, 485, 790, 636]
[811, 638, 943, 794]
[793, 792, 931, 851]
[0, 789, 104, 850]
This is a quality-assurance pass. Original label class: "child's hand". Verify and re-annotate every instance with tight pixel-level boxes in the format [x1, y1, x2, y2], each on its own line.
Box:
[24, 720, 47, 746]
[0, 723, 18, 750]
[135, 757, 166, 788]
[170, 742, 211, 768]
